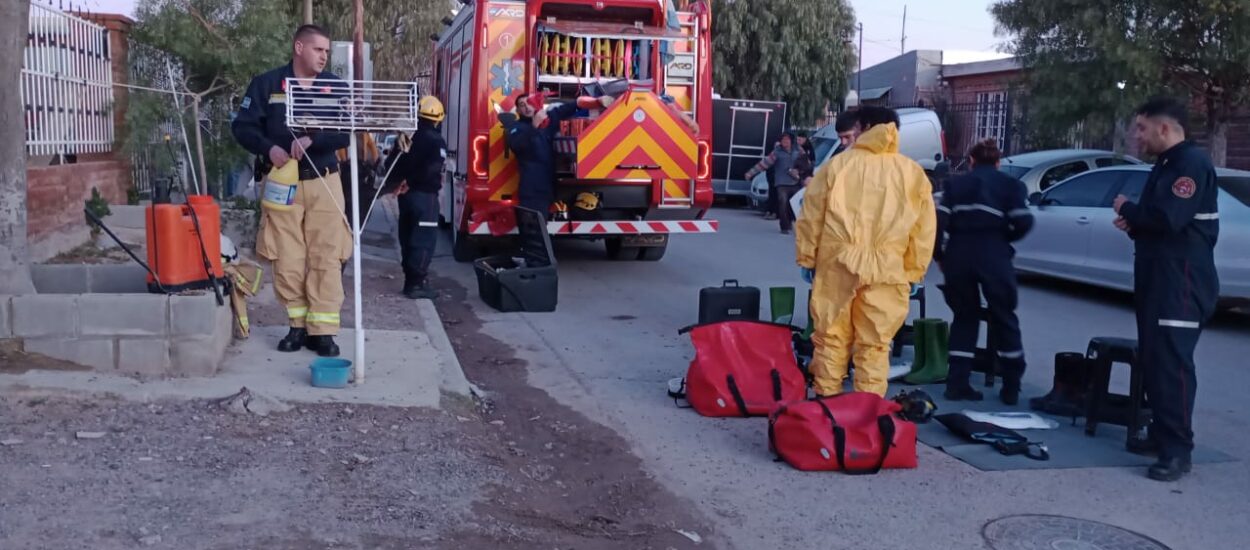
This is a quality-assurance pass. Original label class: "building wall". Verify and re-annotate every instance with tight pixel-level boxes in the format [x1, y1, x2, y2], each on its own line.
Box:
[942, 71, 1021, 159]
[27, 161, 132, 260]
[850, 50, 944, 107]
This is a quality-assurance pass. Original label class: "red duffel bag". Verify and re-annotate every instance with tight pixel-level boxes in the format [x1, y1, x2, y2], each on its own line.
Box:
[680, 321, 807, 417]
[768, 392, 918, 473]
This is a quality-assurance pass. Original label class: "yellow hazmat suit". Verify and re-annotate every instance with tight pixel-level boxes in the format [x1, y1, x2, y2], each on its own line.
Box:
[795, 123, 937, 397]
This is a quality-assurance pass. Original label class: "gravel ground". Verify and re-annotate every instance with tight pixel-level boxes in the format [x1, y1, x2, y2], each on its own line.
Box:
[0, 258, 715, 549]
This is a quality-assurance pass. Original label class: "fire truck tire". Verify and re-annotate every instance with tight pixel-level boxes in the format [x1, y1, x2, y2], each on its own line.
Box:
[452, 231, 481, 263]
[605, 238, 642, 261]
[638, 240, 668, 262]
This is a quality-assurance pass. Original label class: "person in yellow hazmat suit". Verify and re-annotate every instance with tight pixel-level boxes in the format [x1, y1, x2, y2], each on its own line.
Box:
[795, 106, 937, 397]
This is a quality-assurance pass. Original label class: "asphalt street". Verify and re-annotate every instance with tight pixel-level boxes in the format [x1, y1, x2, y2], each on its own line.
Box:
[431, 206, 1250, 549]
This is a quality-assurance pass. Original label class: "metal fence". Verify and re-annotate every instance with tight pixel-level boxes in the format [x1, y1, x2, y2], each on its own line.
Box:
[22, 0, 115, 157]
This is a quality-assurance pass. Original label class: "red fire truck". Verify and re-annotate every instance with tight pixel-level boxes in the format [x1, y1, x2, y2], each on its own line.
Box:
[432, 0, 715, 262]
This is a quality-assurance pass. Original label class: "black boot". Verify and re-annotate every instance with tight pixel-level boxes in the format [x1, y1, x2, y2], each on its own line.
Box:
[403, 280, 438, 300]
[305, 335, 341, 357]
[1000, 375, 1022, 406]
[944, 385, 984, 402]
[1147, 456, 1192, 482]
[277, 327, 307, 353]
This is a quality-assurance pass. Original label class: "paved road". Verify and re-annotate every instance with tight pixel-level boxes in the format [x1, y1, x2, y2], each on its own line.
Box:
[432, 207, 1250, 549]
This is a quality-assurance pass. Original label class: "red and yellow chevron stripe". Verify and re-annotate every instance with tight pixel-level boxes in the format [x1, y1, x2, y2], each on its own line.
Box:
[576, 91, 697, 181]
[486, 8, 525, 201]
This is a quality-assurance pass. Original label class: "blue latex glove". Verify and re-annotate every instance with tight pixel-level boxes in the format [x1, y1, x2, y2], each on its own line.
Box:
[910, 283, 920, 296]
[801, 267, 815, 284]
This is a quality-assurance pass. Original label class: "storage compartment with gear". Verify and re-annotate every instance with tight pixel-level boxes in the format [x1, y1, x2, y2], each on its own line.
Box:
[473, 207, 559, 312]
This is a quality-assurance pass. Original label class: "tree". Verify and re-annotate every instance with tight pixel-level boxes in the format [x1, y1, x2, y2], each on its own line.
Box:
[126, 0, 295, 195]
[290, 0, 450, 82]
[993, 0, 1250, 165]
[712, 0, 857, 127]
[0, 0, 36, 294]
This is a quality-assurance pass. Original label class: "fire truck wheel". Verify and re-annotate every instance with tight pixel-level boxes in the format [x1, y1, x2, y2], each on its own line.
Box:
[605, 238, 642, 261]
[452, 231, 480, 263]
[638, 241, 668, 262]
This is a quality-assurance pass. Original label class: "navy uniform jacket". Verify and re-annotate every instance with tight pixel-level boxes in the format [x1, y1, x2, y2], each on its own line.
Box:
[232, 63, 350, 173]
[1120, 141, 1220, 260]
[934, 165, 1034, 262]
[498, 102, 580, 205]
[385, 123, 446, 194]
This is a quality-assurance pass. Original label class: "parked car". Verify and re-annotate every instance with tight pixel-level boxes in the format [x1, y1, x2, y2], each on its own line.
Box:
[999, 149, 1143, 195]
[1015, 165, 1250, 306]
[750, 108, 947, 208]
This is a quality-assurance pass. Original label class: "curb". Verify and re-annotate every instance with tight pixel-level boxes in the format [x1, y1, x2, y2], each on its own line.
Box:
[415, 299, 473, 397]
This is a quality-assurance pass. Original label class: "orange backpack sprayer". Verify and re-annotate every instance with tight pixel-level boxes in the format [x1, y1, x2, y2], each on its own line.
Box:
[145, 195, 224, 293]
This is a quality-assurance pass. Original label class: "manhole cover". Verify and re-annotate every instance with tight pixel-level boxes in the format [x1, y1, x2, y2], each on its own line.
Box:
[984, 515, 1172, 550]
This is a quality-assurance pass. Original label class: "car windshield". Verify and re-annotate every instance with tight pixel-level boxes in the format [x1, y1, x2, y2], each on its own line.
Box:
[1219, 176, 1250, 208]
[812, 137, 839, 165]
[999, 164, 1030, 179]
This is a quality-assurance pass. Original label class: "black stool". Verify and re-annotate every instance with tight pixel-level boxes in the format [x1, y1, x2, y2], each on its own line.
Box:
[892, 284, 927, 357]
[1084, 337, 1151, 450]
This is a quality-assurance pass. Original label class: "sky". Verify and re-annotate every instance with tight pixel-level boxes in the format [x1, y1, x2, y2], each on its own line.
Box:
[85, 0, 1007, 69]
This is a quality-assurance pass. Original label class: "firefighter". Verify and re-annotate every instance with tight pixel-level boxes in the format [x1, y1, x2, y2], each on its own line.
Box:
[796, 106, 936, 397]
[231, 24, 352, 357]
[935, 138, 1034, 404]
[1113, 97, 1219, 482]
[499, 91, 614, 214]
[384, 96, 448, 300]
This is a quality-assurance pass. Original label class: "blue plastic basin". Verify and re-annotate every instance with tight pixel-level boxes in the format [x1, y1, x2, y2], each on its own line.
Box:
[309, 358, 352, 388]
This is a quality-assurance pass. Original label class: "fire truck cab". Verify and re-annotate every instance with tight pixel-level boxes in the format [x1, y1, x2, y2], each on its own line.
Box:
[433, 0, 715, 262]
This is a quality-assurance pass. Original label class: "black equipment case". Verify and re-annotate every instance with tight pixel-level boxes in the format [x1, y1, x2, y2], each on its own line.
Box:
[698, 279, 760, 324]
[473, 207, 558, 312]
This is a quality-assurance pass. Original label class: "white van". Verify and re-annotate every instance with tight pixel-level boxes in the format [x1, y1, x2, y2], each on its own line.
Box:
[750, 108, 946, 207]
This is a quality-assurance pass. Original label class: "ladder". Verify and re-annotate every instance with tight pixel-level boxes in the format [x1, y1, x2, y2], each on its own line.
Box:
[658, 10, 700, 209]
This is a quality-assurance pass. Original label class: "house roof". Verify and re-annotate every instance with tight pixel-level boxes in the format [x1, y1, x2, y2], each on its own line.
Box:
[858, 86, 893, 100]
[943, 57, 1023, 79]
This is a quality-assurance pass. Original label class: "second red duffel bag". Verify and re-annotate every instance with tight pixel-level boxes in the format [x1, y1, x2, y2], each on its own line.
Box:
[768, 392, 918, 473]
[680, 320, 808, 417]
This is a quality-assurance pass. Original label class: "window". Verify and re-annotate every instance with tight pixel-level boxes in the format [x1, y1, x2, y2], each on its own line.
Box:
[1117, 172, 1149, 203]
[1218, 176, 1250, 209]
[975, 91, 1007, 144]
[1095, 156, 1135, 168]
[1042, 171, 1124, 207]
[999, 165, 1030, 179]
[1039, 161, 1089, 191]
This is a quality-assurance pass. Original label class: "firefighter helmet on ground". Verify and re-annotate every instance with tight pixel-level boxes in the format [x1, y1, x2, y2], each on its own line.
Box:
[418, 96, 445, 123]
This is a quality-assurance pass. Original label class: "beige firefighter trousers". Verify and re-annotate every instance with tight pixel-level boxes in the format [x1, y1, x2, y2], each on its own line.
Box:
[257, 170, 352, 336]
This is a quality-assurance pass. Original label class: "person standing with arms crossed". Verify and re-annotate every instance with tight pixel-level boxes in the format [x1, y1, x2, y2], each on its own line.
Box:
[232, 25, 352, 357]
[934, 139, 1034, 404]
[1113, 97, 1220, 482]
[384, 96, 448, 300]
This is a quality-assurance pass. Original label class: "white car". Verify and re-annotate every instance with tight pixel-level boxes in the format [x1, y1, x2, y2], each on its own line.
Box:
[1015, 165, 1250, 306]
[752, 108, 946, 209]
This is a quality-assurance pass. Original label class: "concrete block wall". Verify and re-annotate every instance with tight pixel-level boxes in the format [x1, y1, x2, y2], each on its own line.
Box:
[4, 265, 233, 379]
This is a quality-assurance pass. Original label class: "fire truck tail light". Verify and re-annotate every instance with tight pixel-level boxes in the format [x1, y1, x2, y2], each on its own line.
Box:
[472, 135, 488, 177]
[697, 141, 711, 180]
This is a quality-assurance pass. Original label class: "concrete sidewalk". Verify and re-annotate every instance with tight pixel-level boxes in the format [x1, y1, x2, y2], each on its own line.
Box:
[0, 299, 470, 409]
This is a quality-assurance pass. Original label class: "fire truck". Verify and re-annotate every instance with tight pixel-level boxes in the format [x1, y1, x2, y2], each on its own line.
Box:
[432, 0, 715, 262]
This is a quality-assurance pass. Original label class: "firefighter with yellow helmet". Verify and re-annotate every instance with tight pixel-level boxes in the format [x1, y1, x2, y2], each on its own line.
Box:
[383, 95, 448, 299]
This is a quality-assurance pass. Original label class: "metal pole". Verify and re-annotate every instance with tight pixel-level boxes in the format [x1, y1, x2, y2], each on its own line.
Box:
[352, 0, 364, 83]
[857, 23, 863, 100]
[191, 95, 212, 198]
[901, 5, 907, 54]
[303, 0, 313, 24]
[165, 60, 201, 195]
[348, 43, 365, 385]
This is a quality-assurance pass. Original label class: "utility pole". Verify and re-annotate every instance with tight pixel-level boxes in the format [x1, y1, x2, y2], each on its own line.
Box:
[857, 22, 863, 100]
[303, 0, 313, 24]
[352, 0, 364, 83]
[901, 5, 907, 54]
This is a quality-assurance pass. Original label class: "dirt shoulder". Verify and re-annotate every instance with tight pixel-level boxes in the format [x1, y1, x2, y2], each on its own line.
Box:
[0, 259, 713, 549]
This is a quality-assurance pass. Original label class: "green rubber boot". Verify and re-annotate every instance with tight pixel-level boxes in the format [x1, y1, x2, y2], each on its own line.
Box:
[770, 287, 796, 325]
[904, 318, 950, 385]
[905, 319, 930, 377]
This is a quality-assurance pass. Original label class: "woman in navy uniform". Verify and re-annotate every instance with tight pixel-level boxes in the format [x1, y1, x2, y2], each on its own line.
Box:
[1113, 97, 1220, 482]
[935, 138, 1034, 404]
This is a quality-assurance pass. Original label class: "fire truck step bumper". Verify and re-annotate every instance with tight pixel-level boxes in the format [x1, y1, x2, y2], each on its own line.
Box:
[469, 220, 719, 236]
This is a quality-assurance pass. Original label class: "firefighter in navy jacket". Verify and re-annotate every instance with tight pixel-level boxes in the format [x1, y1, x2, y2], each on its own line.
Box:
[384, 96, 448, 300]
[497, 92, 613, 214]
[935, 138, 1034, 405]
[1113, 97, 1220, 482]
[231, 24, 351, 358]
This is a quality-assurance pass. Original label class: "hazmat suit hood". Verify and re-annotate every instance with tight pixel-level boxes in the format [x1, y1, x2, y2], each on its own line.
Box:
[852, 123, 900, 155]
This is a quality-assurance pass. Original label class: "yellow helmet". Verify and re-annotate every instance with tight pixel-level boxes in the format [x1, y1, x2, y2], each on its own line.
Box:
[418, 95, 445, 123]
[574, 192, 599, 211]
